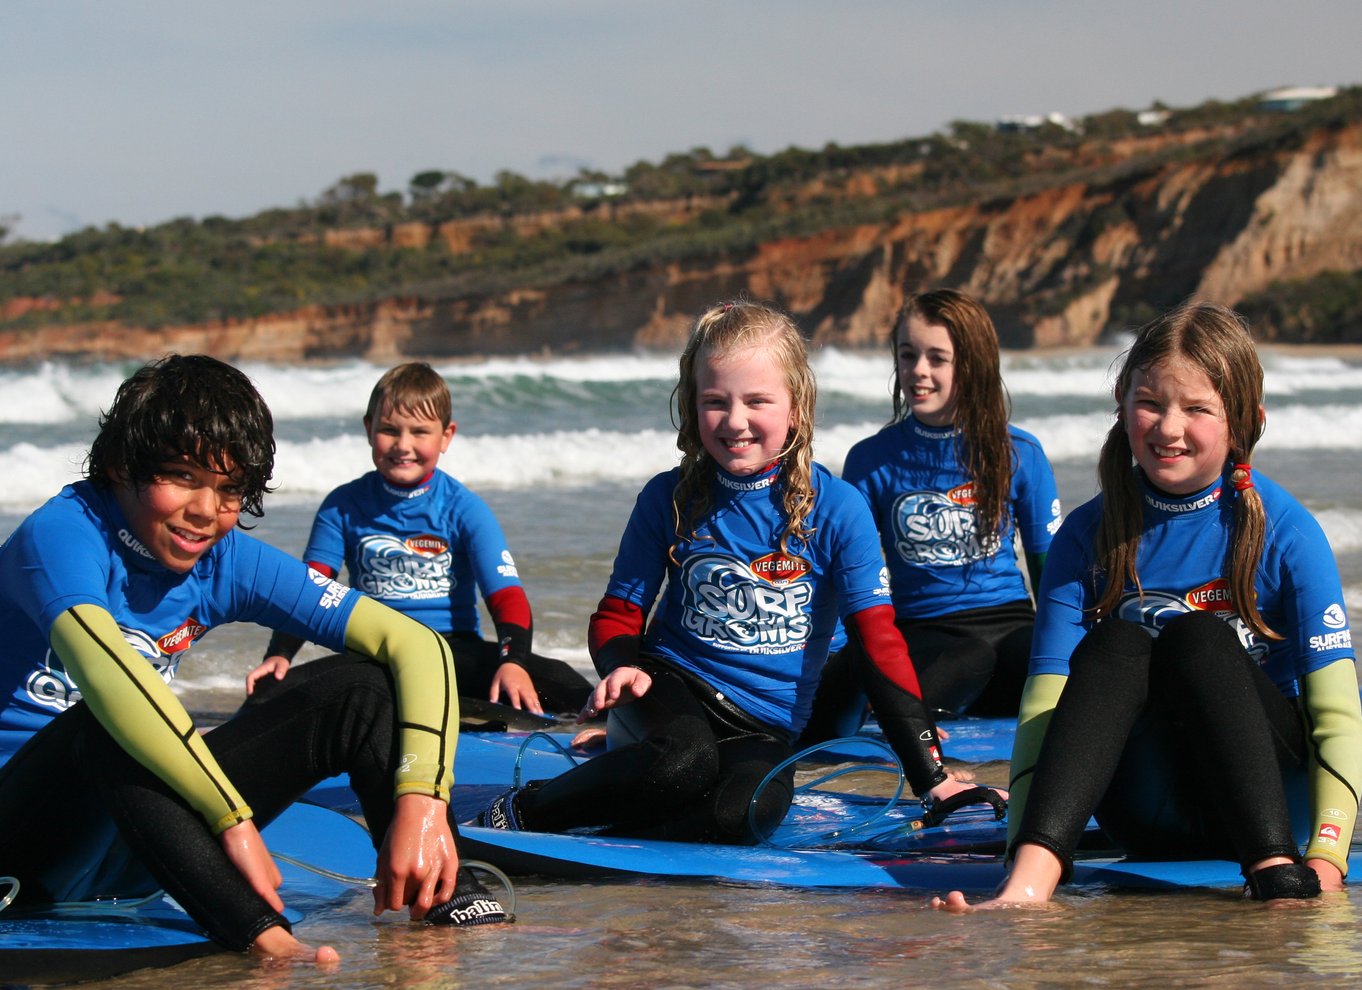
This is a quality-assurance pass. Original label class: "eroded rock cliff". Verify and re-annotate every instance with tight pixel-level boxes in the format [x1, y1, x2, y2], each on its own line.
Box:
[3, 120, 1359, 363]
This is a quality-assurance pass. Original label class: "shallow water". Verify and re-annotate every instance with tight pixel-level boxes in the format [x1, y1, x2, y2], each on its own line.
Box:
[76, 881, 1362, 990]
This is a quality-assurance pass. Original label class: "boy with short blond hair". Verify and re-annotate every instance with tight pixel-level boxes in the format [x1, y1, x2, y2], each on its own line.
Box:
[252, 362, 590, 714]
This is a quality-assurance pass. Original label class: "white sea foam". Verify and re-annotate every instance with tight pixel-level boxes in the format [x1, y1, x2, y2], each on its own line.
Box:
[1316, 507, 1362, 554]
[0, 441, 89, 507]
[0, 363, 123, 425]
[269, 427, 685, 496]
[4, 399, 1358, 511]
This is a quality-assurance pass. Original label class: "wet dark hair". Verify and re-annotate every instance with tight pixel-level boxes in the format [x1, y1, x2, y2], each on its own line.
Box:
[86, 354, 276, 518]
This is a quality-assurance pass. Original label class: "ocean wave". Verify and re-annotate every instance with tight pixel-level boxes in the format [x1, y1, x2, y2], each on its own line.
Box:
[0, 363, 125, 425]
[3, 400, 1359, 510]
[3, 351, 1359, 429]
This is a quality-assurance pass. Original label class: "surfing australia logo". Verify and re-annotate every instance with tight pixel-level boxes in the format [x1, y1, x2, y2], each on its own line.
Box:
[679, 552, 814, 653]
[891, 485, 1000, 567]
[355, 533, 453, 600]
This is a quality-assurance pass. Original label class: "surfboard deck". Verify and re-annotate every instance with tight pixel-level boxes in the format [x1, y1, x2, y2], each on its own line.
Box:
[0, 803, 374, 984]
[455, 821, 1362, 893]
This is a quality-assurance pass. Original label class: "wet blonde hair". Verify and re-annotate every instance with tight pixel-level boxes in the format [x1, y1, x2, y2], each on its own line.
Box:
[364, 362, 452, 428]
[671, 299, 817, 556]
[892, 289, 1013, 544]
[1095, 301, 1276, 639]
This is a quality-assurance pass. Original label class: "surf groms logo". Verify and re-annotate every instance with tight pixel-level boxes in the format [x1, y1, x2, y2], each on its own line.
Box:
[25, 624, 179, 713]
[891, 486, 1000, 567]
[679, 552, 813, 653]
[354, 533, 453, 600]
[1116, 579, 1267, 662]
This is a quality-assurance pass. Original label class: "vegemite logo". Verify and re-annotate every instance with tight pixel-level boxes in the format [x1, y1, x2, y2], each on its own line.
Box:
[1184, 578, 1233, 612]
[750, 551, 812, 587]
[679, 553, 813, 652]
[891, 489, 999, 567]
[405, 534, 449, 555]
[1116, 588, 1267, 662]
[157, 617, 208, 654]
[25, 625, 175, 714]
[355, 533, 453, 600]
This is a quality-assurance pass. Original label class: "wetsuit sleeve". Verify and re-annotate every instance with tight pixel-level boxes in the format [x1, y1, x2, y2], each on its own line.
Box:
[342, 596, 460, 800]
[588, 594, 646, 678]
[848, 604, 947, 795]
[1011, 432, 1061, 556]
[1005, 673, 1068, 851]
[50, 604, 253, 834]
[263, 563, 338, 661]
[485, 585, 532, 669]
[302, 496, 348, 575]
[1300, 658, 1362, 874]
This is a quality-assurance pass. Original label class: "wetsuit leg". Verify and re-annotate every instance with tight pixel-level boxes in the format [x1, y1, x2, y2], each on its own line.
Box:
[1150, 610, 1304, 865]
[0, 705, 151, 904]
[965, 619, 1035, 718]
[621, 730, 795, 844]
[1011, 618, 1154, 872]
[443, 633, 592, 715]
[900, 623, 996, 716]
[517, 669, 720, 834]
[88, 660, 446, 951]
[798, 640, 871, 747]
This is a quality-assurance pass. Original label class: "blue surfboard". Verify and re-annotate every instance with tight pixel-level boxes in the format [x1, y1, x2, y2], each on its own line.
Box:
[0, 803, 374, 984]
[455, 820, 1362, 893]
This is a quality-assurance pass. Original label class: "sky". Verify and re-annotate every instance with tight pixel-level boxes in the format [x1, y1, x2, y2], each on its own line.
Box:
[3, 1, 1360, 243]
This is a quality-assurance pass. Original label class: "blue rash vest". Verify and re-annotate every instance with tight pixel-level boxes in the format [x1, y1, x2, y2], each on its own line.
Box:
[842, 418, 1061, 618]
[1031, 468, 1354, 696]
[304, 470, 521, 636]
[605, 462, 892, 734]
[0, 481, 358, 765]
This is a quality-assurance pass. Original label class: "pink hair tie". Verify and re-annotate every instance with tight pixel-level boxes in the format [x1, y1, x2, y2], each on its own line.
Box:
[1232, 463, 1254, 492]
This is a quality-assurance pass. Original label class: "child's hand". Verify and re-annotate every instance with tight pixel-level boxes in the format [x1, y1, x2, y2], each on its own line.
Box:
[373, 793, 460, 919]
[578, 666, 652, 722]
[219, 819, 285, 913]
[926, 774, 1008, 804]
[489, 662, 544, 714]
[245, 655, 291, 696]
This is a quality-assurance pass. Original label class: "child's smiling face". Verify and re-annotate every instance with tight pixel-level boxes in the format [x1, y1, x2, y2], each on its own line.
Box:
[696, 344, 794, 476]
[896, 314, 958, 428]
[112, 456, 243, 573]
[366, 403, 456, 487]
[1122, 357, 1231, 495]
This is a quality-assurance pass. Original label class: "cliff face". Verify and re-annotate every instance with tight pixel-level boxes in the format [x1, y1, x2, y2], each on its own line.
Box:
[4, 121, 1360, 364]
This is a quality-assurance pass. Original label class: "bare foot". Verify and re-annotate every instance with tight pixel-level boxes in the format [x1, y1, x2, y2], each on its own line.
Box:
[930, 890, 974, 913]
[930, 889, 1055, 913]
[250, 924, 340, 965]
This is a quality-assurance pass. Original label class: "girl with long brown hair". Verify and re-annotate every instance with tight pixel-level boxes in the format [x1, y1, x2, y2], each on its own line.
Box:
[935, 301, 1361, 908]
[805, 289, 1059, 740]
